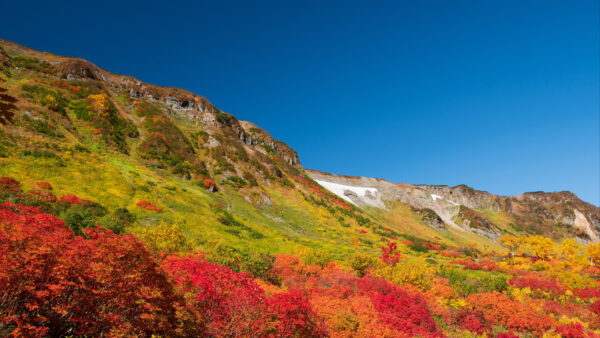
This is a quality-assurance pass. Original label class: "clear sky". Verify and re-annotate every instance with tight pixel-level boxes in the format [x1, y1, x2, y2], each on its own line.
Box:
[1, 1, 598, 204]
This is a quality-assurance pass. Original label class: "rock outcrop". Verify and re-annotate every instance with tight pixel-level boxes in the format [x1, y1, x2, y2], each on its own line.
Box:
[239, 121, 300, 165]
[306, 169, 600, 243]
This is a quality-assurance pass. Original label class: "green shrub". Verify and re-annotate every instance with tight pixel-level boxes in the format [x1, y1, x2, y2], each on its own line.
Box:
[60, 203, 108, 235]
[99, 207, 136, 234]
[204, 241, 279, 283]
[30, 119, 63, 138]
[13, 55, 53, 73]
[438, 266, 508, 296]
[302, 249, 334, 268]
[349, 252, 378, 277]
[215, 109, 236, 125]
[69, 100, 91, 120]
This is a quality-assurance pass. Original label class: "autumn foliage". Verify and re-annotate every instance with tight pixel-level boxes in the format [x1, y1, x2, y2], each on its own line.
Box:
[1, 177, 600, 337]
[0, 203, 197, 336]
[136, 200, 162, 213]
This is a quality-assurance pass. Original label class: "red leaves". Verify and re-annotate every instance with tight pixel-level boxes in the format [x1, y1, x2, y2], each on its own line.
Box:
[35, 181, 53, 190]
[509, 275, 566, 298]
[423, 242, 441, 251]
[265, 290, 326, 337]
[60, 194, 83, 204]
[592, 300, 600, 315]
[555, 322, 596, 338]
[203, 178, 216, 190]
[452, 258, 500, 271]
[0, 177, 21, 193]
[136, 200, 162, 213]
[0, 205, 197, 336]
[163, 255, 265, 334]
[162, 255, 325, 337]
[27, 189, 57, 203]
[454, 308, 490, 334]
[356, 277, 440, 336]
[380, 242, 402, 266]
[466, 291, 554, 334]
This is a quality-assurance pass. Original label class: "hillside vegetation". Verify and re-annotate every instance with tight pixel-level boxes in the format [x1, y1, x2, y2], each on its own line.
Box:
[0, 39, 599, 337]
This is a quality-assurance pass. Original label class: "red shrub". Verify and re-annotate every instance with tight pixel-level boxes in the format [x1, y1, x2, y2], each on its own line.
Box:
[509, 276, 565, 298]
[0, 177, 21, 193]
[592, 300, 600, 315]
[59, 194, 92, 205]
[203, 178, 216, 190]
[453, 258, 499, 271]
[27, 189, 57, 203]
[0, 204, 198, 336]
[380, 242, 402, 266]
[555, 322, 592, 338]
[574, 287, 600, 300]
[0, 201, 43, 216]
[356, 277, 440, 336]
[162, 255, 265, 336]
[466, 292, 554, 334]
[265, 290, 326, 337]
[35, 181, 53, 190]
[136, 200, 162, 213]
[424, 242, 441, 251]
[439, 250, 462, 258]
[455, 308, 490, 334]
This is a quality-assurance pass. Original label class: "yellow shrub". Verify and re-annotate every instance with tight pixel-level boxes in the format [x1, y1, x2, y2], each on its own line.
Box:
[372, 258, 435, 291]
[134, 221, 195, 254]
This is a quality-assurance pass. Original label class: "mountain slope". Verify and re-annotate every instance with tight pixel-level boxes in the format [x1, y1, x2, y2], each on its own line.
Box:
[0, 37, 597, 265]
[307, 169, 600, 243]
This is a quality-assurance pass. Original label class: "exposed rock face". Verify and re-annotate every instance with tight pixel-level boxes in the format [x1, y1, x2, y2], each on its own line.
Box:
[306, 169, 600, 243]
[55, 59, 105, 80]
[412, 207, 446, 230]
[238, 121, 300, 165]
[0, 38, 302, 169]
[261, 193, 272, 207]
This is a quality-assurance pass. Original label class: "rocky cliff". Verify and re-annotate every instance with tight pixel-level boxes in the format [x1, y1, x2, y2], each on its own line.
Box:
[306, 169, 600, 243]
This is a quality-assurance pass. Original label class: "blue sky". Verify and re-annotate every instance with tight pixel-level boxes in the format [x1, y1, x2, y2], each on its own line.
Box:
[1, 0, 598, 204]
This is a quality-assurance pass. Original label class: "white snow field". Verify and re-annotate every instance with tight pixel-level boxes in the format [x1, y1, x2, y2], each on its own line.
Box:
[315, 180, 384, 208]
[431, 193, 460, 206]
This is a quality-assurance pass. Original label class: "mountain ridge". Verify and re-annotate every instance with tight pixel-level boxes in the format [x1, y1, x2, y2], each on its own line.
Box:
[0, 37, 598, 250]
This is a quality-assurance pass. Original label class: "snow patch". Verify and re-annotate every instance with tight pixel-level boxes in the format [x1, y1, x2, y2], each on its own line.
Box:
[315, 180, 384, 208]
[431, 194, 460, 206]
[431, 194, 443, 201]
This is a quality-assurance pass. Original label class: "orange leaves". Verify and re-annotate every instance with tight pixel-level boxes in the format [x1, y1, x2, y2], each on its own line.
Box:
[87, 93, 109, 113]
[203, 178, 216, 190]
[59, 194, 92, 205]
[136, 200, 162, 213]
[0, 177, 21, 192]
[466, 291, 554, 334]
[35, 181, 53, 190]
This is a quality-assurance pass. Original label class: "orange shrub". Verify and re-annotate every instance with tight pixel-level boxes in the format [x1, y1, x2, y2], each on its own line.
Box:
[136, 200, 162, 213]
[466, 291, 554, 334]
